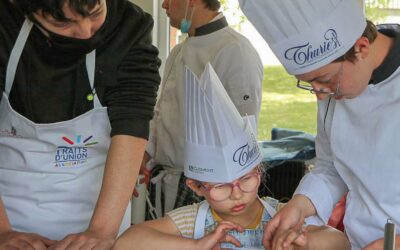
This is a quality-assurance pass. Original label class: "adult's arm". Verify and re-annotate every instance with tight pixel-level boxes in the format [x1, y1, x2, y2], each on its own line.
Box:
[294, 99, 348, 222]
[0, 198, 11, 234]
[48, 135, 146, 250]
[263, 99, 348, 249]
[269, 225, 350, 250]
[105, 11, 161, 139]
[47, 5, 160, 250]
[363, 235, 400, 250]
[89, 135, 146, 237]
[304, 225, 350, 250]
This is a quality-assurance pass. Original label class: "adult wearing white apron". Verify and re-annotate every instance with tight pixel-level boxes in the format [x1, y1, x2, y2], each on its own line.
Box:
[193, 199, 276, 250]
[0, 18, 130, 244]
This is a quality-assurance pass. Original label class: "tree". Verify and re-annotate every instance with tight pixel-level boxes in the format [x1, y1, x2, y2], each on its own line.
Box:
[365, 0, 391, 23]
[219, 0, 245, 31]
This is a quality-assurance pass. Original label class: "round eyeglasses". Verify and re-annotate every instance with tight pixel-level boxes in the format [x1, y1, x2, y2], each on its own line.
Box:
[200, 169, 261, 202]
[296, 63, 343, 97]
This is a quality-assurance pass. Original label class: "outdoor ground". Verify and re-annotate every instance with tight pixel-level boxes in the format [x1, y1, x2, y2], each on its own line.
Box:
[258, 66, 317, 140]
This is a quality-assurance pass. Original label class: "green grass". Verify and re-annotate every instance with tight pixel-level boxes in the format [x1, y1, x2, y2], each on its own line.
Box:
[258, 66, 317, 140]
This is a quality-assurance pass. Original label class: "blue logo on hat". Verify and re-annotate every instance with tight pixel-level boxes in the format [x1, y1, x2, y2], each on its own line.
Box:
[233, 134, 260, 168]
[284, 29, 341, 66]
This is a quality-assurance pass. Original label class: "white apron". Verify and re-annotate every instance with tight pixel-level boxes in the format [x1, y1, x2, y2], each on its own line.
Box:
[193, 198, 276, 250]
[0, 19, 130, 240]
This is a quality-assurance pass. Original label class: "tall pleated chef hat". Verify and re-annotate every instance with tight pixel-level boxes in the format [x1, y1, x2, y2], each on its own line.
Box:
[239, 0, 366, 75]
[184, 63, 262, 183]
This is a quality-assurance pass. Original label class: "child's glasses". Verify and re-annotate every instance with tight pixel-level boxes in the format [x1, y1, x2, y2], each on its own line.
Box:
[200, 168, 261, 202]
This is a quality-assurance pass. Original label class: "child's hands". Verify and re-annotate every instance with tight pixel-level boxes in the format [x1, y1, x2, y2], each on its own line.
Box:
[195, 220, 244, 250]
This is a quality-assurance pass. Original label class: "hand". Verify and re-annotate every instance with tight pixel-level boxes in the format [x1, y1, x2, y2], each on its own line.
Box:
[270, 227, 307, 250]
[363, 235, 400, 250]
[362, 237, 383, 250]
[0, 230, 56, 250]
[133, 152, 151, 197]
[264, 196, 310, 249]
[195, 220, 244, 250]
[47, 231, 114, 250]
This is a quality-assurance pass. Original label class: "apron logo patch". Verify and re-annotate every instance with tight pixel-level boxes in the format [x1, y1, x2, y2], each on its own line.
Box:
[54, 135, 98, 168]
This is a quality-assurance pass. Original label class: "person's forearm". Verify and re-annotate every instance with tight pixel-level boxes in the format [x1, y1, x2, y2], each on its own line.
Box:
[113, 225, 198, 250]
[89, 135, 147, 238]
[0, 198, 11, 233]
[301, 226, 350, 250]
[291, 194, 317, 218]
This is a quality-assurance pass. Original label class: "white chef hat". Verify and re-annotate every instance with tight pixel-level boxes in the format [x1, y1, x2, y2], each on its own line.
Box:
[184, 63, 262, 183]
[239, 0, 366, 75]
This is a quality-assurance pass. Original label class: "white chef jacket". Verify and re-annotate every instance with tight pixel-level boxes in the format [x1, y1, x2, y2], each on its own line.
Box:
[147, 14, 263, 170]
[295, 66, 400, 249]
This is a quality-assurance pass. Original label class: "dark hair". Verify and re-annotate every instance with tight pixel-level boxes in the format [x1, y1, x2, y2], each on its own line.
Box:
[202, 0, 220, 11]
[334, 20, 378, 63]
[14, 0, 101, 21]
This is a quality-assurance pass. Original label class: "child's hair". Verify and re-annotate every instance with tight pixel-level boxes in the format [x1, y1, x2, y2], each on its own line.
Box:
[14, 0, 102, 21]
[258, 162, 274, 199]
[334, 20, 377, 63]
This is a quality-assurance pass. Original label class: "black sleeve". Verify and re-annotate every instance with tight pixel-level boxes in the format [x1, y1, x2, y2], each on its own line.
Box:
[101, 6, 161, 139]
[0, 0, 25, 103]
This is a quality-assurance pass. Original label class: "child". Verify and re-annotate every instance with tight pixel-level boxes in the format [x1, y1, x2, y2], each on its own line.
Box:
[114, 64, 350, 250]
